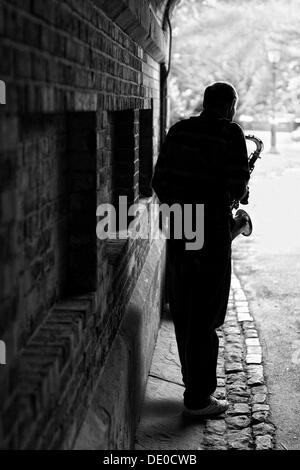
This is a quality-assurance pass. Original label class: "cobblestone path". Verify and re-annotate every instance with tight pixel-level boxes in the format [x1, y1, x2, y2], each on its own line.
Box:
[135, 273, 276, 450]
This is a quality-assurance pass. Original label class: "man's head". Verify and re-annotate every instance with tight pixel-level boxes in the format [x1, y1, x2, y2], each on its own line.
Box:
[203, 82, 238, 120]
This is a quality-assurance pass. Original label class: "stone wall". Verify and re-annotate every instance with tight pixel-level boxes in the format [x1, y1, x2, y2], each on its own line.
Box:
[0, 0, 168, 449]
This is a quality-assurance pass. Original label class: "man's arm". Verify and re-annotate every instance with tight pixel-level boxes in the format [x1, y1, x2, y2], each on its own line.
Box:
[227, 122, 250, 202]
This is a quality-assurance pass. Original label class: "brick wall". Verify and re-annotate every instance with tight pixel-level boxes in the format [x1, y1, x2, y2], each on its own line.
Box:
[18, 114, 70, 344]
[0, 0, 168, 449]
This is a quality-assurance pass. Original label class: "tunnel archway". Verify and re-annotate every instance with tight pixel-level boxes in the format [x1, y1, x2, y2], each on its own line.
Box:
[161, 0, 300, 452]
[1, 0, 300, 451]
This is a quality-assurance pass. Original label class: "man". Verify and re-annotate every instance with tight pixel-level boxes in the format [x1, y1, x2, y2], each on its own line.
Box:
[152, 82, 250, 417]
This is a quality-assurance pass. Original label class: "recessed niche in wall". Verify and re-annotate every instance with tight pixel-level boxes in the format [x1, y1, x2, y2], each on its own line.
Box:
[19, 113, 69, 338]
[67, 112, 97, 295]
[111, 109, 138, 231]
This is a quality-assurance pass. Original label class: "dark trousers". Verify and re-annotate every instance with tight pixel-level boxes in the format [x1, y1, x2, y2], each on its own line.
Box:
[167, 219, 232, 408]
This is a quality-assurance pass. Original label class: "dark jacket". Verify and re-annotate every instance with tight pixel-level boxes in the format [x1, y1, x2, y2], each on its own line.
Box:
[152, 110, 250, 214]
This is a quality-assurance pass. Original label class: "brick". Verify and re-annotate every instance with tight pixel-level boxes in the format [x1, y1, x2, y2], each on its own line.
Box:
[251, 393, 267, 404]
[14, 48, 31, 78]
[246, 354, 262, 364]
[252, 411, 270, 423]
[0, 3, 4, 36]
[206, 419, 226, 435]
[255, 435, 273, 450]
[4, 6, 23, 41]
[245, 338, 260, 346]
[23, 20, 40, 47]
[225, 362, 244, 373]
[252, 404, 270, 413]
[0, 117, 19, 151]
[227, 428, 252, 450]
[0, 44, 13, 75]
[228, 403, 250, 415]
[253, 422, 276, 437]
[248, 375, 264, 386]
[226, 415, 251, 430]
[32, 0, 55, 22]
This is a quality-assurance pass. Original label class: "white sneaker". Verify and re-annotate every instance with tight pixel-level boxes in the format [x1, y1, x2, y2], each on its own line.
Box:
[183, 396, 229, 418]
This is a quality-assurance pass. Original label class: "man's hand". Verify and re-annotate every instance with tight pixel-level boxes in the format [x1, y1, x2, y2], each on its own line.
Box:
[240, 186, 249, 205]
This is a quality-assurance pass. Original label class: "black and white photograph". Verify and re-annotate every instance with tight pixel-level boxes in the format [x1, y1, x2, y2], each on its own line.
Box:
[0, 0, 299, 457]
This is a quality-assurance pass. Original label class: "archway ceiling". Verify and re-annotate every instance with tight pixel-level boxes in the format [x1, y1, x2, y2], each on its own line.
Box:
[150, 0, 181, 23]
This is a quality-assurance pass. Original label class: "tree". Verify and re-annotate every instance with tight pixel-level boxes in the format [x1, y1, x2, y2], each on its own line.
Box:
[170, 0, 300, 125]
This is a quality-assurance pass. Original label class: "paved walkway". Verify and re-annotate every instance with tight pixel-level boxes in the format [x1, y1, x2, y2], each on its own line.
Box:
[135, 272, 276, 450]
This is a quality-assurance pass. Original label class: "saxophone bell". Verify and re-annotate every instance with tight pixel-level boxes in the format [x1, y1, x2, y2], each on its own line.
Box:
[231, 209, 253, 240]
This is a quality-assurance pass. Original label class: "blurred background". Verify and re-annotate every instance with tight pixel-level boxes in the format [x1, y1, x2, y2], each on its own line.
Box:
[169, 0, 300, 450]
[169, 0, 300, 136]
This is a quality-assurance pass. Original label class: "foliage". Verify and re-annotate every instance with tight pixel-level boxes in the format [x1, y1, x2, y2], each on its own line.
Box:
[170, 0, 300, 125]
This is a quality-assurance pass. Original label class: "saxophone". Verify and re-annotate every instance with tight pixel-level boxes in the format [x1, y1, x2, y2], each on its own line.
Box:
[231, 134, 264, 240]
